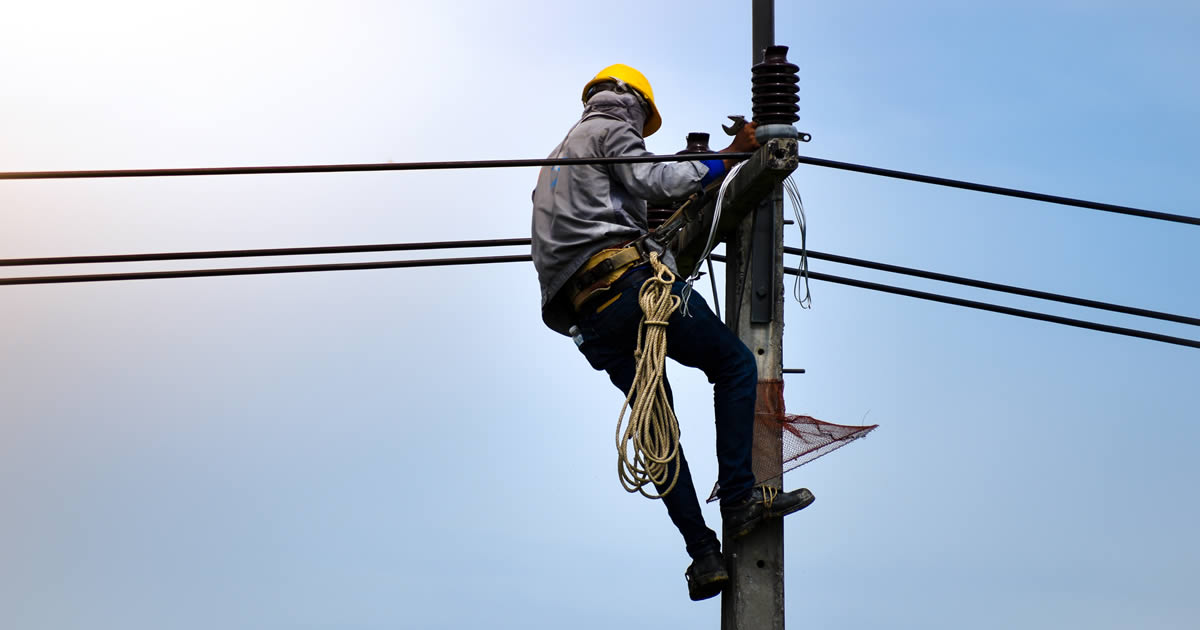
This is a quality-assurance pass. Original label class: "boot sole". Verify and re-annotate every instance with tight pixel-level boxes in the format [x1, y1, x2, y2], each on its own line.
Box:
[727, 489, 816, 539]
[767, 488, 815, 519]
[688, 572, 729, 601]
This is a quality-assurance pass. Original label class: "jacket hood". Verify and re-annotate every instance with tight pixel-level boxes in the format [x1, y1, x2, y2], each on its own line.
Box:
[582, 91, 647, 137]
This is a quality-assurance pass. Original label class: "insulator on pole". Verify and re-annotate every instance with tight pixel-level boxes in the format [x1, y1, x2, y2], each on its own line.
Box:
[751, 45, 801, 142]
[681, 132, 712, 154]
[648, 133, 714, 230]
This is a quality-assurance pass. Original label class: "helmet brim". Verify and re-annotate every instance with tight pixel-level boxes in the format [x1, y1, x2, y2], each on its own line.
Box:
[642, 106, 662, 137]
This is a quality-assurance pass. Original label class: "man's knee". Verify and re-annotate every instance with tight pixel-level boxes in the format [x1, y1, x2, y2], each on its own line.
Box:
[731, 342, 757, 387]
[709, 340, 756, 390]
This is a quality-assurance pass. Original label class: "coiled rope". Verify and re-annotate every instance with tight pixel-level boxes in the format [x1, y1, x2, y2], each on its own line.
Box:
[616, 251, 683, 499]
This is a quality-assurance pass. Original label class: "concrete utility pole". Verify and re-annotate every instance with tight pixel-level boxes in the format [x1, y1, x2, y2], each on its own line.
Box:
[722, 1, 787, 628]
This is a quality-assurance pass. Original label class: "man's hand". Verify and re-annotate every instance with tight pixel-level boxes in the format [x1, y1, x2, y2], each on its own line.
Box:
[721, 121, 759, 170]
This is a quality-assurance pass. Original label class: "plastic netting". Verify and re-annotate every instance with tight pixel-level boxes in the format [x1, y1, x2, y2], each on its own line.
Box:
[709, 379, 877, 501]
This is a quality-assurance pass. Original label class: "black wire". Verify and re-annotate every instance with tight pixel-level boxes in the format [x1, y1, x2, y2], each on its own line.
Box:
[9, 238, 1191, 329]
[0, 254, 532, 286]
[793, 154, 1198, 226]
[785, 247, 1200, 327]
[0, 153, 750, 181]
[0, 237, 532, 267]
[5, 246, 1193, 349]
[706, 257, 722, 319]
[2, 151, 1192, 226]
[709, 253, 1198, 349]
[791, 264, 1197, 350]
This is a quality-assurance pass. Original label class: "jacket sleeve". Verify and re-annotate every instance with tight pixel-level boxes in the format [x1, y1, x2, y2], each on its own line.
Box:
[601, 122, 707, 204]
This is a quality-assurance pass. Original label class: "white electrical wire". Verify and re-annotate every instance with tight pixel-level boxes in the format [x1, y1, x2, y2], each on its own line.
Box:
[784, 175, 812, 309]
[681, 160, 748, 315]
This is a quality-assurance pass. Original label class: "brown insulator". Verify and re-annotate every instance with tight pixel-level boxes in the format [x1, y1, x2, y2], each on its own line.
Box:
[649, 134, 712, 231]
[751, 45, 800, 126]
[678, 132, 712, 154]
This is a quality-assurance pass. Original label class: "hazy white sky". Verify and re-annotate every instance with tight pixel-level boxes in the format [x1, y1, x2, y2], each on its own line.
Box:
[2, 2, 1198, 629]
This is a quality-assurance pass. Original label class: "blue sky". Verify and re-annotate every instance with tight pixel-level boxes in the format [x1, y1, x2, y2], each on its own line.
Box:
[1, 2, 1197, 629]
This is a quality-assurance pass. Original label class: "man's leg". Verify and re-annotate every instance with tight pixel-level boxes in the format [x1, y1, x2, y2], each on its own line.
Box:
[662, 281, 816, 538]
[661, 282, 758, 505]
[575, 287, 721, 559]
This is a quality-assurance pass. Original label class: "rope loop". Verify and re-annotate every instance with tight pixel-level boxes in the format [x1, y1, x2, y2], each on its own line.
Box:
[615, 251, 683, 499]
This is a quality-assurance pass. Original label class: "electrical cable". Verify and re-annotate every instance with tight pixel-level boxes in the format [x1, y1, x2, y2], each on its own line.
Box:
[716, 254, 1199, 350]
[6, 236, 1193, 326]
[681, 160, 747, 315]
[794, 266, 1200, 350]
[0, 237, 531, 267]
[783, 176, 811, 308]
[0, 153, 752, 181]
[706, 257, 721, 320]
[2, 152, 1193, 226]
[786, 246, 1200, 327]
[4, 246, 1193, 349]
[792, 154, 1198, 226]
[0, 254, 532, 286]
[11, 237, 1188, 329]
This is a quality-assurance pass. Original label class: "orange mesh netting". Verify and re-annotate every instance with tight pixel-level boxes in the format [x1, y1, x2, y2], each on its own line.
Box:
[709, 379, 877, 501]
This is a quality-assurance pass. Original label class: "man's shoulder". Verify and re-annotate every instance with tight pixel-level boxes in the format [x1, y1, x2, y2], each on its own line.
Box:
[565, 115, 622, 155]
[575, 114, 642, 155]
[578, 111, 636, 135]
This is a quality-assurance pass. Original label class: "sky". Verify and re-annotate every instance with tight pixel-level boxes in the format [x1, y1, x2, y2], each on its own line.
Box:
[1, 1, 1198, 629]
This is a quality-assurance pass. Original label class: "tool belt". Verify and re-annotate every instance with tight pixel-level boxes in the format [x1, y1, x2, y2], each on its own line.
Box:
[566, 241, 652, 312]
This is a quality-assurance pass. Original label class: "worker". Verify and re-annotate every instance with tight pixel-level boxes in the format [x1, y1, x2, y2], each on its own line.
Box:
[530, 64, 814, 602]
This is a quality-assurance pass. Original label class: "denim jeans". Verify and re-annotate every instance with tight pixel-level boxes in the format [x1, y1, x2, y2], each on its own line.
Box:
[573, 271, 758, 559]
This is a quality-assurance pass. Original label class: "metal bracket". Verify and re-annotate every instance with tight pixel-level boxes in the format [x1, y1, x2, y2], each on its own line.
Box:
[750, 195, 775, 323]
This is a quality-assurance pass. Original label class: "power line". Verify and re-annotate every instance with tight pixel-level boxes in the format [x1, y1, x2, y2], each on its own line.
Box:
[786, 246, 1200, 327]
[2, 152, 1193, 226]
[0, 153, 750, 181]
[8, 237, 1191, 329]
[3, 245, 1193, 349]
[717, 251, 1197, 348]
[0, 237, 530, 267]
[793, 154, 1199, 226]
[770, 261, 1199, 350]
[0, 254, 532, 286]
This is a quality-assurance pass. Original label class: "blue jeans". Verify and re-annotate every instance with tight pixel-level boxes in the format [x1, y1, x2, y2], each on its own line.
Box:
[573, 271, 758, 559]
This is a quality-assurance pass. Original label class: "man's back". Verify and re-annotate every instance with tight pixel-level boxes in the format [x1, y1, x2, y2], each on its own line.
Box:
[531, 89, 705, 335]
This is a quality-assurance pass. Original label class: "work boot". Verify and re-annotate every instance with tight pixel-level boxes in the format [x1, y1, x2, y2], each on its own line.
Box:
[721, 485, 815, 539]
[684, 549, 729, 601]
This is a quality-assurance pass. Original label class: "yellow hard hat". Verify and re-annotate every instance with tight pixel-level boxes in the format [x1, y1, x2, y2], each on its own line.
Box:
[581, 64, 662, 137]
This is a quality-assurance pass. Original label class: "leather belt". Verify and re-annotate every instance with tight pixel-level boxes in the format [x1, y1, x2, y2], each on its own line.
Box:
[567, 244, 647, 312]
[575, 265, 654, 315]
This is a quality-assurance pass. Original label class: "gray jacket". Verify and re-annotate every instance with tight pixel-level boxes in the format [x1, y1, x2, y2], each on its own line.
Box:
[531, 90, 710, 335]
